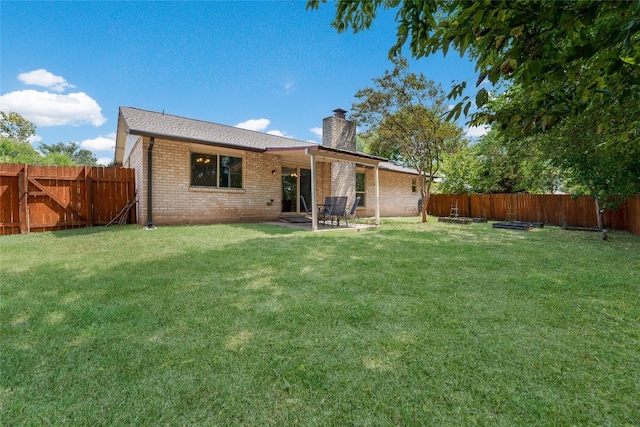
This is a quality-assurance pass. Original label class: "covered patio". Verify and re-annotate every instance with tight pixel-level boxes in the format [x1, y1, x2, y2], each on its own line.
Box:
[265, 218, 378, 232]
[266, 144, 386, 231]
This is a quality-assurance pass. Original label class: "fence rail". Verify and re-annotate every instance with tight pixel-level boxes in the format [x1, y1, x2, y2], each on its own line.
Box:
[428, 193, 639, 236]
[0, 163, 136, 235]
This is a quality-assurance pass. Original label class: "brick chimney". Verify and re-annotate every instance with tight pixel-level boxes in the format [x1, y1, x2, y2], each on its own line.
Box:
[322, 109, 356, 202]
[322, 108, 356, 151]
[333, 108, 347, 119]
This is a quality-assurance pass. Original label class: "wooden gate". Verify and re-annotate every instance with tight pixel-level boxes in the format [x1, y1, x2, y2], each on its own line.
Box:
[0, 164, 136, 235]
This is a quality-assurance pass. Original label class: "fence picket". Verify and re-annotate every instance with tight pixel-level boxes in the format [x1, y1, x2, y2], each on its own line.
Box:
[1, 165, 637, 236]
[0, 164, 136, 235]
[428, 193, 639, 235]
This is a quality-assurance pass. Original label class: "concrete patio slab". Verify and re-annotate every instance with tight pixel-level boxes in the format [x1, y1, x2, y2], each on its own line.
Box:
[264, 219, 377, 232]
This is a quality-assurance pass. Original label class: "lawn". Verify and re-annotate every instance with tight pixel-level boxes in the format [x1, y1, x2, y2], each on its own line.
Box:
[1, 218, 639, 426]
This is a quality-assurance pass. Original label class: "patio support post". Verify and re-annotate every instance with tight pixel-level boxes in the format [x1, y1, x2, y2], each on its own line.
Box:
[374, 164, 380, 226]
[309, 151, 318, 231]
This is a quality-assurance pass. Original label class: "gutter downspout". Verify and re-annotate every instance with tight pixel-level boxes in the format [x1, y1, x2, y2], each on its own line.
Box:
[145, 137, 156, 230]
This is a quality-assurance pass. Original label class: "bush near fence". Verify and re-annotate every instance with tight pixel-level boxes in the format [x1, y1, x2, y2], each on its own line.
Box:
[428, 193, 640, 236]
[0, 163, 136, 235]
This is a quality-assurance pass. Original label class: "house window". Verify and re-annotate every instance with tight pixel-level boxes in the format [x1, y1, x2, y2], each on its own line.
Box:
[220, 155, 243, 188]
[191, 152, 242, 188]
[412, 178, 417, 193]
[191, 153, 217, 186]
[356, 172, 366, 207]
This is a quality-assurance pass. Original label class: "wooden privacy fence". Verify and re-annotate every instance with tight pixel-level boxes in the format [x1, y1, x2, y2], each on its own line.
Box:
[0, 163, 136, 235]
[428, 193, 640, 235]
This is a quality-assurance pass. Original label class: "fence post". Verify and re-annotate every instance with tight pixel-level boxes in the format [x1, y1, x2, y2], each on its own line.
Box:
[84, 166, 93, 227]
[18, 164, 29, 233]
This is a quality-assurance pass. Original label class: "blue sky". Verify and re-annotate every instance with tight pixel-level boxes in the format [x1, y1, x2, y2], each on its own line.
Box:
[1, 1, 486, 165]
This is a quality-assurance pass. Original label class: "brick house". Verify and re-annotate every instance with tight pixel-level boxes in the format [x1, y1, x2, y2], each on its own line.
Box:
[114, 107, 420, 230]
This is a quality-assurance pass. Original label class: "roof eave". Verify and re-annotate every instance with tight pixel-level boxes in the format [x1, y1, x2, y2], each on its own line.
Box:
[304, 145, 385, 166]
[127, 130, 266, 153]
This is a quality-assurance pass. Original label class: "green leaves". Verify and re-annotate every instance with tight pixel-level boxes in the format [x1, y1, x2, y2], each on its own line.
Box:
[39, 142, 99, 166]
[351, 56, 467, 221]
[499, 58, 517, 75]
[0, 112, 99, 166]
[475, 88, 489, 108]
[0, 111, 36, 144]
[0, 136, 42, 165]
[312, 0, 640, 135]
[439, 128, 562, 194]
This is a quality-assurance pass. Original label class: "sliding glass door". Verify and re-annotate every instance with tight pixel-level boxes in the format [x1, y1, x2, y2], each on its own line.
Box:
[299, 168, 311, 213]
[281, 167, 298, 213]
[281, 167, 311, 214]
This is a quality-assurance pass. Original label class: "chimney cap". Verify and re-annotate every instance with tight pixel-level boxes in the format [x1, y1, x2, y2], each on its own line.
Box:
[333, 108, 347, 119]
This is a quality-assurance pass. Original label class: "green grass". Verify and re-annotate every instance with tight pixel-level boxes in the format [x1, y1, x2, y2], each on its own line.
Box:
[1, 218, 639, 426]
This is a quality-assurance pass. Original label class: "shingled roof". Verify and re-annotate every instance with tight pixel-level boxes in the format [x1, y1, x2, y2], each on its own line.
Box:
[115, 106, 416, 174]
[118, 106, 316, 151]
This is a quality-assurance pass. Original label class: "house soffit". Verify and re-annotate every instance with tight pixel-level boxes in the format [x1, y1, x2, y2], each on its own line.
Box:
[266, 146, 384, 166]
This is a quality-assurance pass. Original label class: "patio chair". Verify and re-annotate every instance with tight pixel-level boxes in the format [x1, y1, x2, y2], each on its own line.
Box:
[319, 196, 334, 225]
[346, 196, 360, 227]
[300, 195, 311, 215]
[327, 196, 348, 226]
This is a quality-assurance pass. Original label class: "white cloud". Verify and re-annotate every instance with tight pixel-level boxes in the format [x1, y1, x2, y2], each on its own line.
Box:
[310, 127, 322, 138]
[235, 118, 270, 132]
[465, 125, 490, 138]
[284, 81, 294, 94]
[0, 90, 106, 127]
[235, 118, 292, 138]
[28, 134, 43, 145]
[18, 69, 75, 93]
[97, 157, 112, 166]
[80, 132, 116, 151]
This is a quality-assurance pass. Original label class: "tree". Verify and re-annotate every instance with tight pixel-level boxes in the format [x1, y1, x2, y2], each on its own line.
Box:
[308, 1, 640, 134]
[0, 136, 43, 164]
[39, 142, 98, 166]
[0, 137, 89, 166]
[477, 80, 640, 229]
[351, 57, 466, 222]
[0, 111, 36, 143]
[440, 128, 561, 194]
[437, 146, 478, 194]
[357, 133, 403, 162]
[541, 97, 640, 230]
[43, 152, 77, 166]
[0, 112, 100, 166]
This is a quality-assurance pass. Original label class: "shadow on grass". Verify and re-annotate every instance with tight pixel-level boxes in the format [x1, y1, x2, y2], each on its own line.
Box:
[3, 232, 405, 424]
[49, 224, 142, 238]
[2, 224, 639, 425]
[45, 221, 302, 240]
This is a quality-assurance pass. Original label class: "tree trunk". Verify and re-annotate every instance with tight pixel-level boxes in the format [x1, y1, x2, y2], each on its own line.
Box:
[421, 192, 430, 222]
[418, 172, 432, 223]
[595, 197, 603, 231]
[421, 180, 432, 223]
